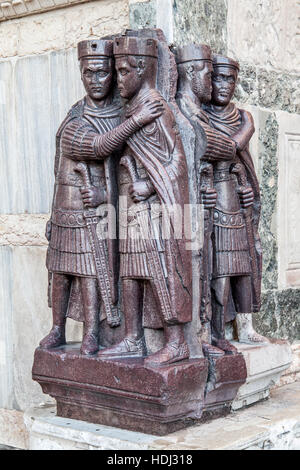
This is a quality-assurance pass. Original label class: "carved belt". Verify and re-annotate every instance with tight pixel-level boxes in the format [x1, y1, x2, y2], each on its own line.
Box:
[213, 169, 235, 183]
[51, 209, 99, 228]
[213, 208, 244, 228]
[56, 173, 105, 188]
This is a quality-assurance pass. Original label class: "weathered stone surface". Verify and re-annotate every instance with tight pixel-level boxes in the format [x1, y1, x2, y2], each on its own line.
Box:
[258, 112, 279, 291]
[0, 49, 84, 214]
[0, 0, 129, 58]
[227, 0, 300, 74]
[0, 214, 49, 246]
[24, 381, 300, 450]
[235, 64, 300, 114]
[277, 111, 300, 289]
[0, 408, 28, 449]
[0, 0, 91, 22]
[33, 345, 209, 435]
[232, 340, 292, 411]
[254, 291, 278, 340]
[0, 246, 83, 412]
[254, 290, 300, 344]
[277, 342, 300, 387]
[0, 247, 14, 410]
[129, 0, 156, 30]
[172, 0, 227, 53]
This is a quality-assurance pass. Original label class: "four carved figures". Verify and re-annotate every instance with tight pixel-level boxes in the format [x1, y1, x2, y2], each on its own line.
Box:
[41, 33, 266, 367]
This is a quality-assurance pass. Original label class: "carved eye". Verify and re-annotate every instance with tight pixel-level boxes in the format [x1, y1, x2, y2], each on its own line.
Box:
[91, 43, 97, 51]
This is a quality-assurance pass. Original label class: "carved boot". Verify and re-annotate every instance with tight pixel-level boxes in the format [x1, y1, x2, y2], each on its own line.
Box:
[235, 313, 269, 344]
[202, 342, 225, 358]
[212, 338, 238, 355]
[98, 336, 146, 358]
[144, 341, 189, 367]
[39, 324, 66, 349]
[80, 314, 99, 356]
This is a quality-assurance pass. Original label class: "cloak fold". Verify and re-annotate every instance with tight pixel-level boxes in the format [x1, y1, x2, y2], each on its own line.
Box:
[204, 103, 262, 312]
[126, 89, 193, 326]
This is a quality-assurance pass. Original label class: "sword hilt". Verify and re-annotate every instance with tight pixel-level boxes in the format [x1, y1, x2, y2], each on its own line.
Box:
[75, 162, 92, 189]
[200, 162, 214, 191]
[120, 155, 139, 183]
[231, 163, 248, 189]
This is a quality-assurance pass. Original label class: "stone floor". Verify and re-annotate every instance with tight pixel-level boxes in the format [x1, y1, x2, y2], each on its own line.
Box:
[23, 381, 300, 450]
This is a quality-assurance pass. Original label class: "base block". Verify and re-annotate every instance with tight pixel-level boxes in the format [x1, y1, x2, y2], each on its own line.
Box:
[203, 353, 247, 419]
[32, 344, 209, 436]
[232, 339, 293, 410]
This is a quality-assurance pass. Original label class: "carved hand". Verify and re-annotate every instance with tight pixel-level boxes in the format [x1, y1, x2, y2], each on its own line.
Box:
[232, 110, 255, 152]
[80, 187, 107, 208]
[238, 187, 254, 208]
[201, 188, 217, 209]
[129, 180, 155, 203]
[133, 99, 164, 127]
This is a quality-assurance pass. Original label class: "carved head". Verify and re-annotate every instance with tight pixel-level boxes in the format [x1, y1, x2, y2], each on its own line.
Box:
[78, 40, 114, 101]
[176, 44, 213, 104]
[211, 55, 239, 106]
[113, 36, 158, 99]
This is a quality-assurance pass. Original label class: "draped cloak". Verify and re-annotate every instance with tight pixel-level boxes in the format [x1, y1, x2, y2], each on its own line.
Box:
[48, 97, 121, 322]
[122, 89, 193, 328]
[203, 102, 262, 312]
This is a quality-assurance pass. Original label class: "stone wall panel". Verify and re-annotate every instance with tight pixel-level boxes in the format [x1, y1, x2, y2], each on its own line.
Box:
[172, 0, 227, 53]
[227, 0, 300, 74]
[0, 0, 129, 58]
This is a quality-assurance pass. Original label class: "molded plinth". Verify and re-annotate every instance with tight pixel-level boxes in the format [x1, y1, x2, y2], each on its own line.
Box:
[32, 344, 209, 436]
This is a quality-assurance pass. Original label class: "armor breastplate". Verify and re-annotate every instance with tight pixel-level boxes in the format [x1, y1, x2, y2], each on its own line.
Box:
[56, 156, 106, 188]
[214, 160, 241, 213]
[53, 156, 106, 211]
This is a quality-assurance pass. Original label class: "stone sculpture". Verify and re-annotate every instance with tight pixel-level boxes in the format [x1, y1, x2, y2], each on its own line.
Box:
[32, 30, 291, 436]
[176, 44, 238, 355]
[40, 38, 164, 355]
[97, 35, 193, 366]
[203, 54, 267, 345]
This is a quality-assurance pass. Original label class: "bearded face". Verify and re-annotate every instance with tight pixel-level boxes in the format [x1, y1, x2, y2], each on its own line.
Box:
[189, 61, 213, 104]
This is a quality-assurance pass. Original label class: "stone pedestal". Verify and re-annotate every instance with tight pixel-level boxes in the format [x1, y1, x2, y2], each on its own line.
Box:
[232, 339, 293, 410]
[203, 353, 247, 419]
[32, 344, 209, 436]
[23, 381, 300, 450]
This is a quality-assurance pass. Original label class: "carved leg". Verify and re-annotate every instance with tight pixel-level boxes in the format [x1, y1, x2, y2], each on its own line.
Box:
[235, 314, 269, 344]
[144, 280, 189, 366]
[144, 324, 189, 366]
[80, 277, 100, 355]
[232, 276, 269, 344]
[39, 273, 70, 349]
[211, 277, 238, 355]
[98, 279, 146, 357]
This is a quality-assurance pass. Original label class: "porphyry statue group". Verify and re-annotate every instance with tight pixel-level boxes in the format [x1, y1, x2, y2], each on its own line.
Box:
[40, 32, 267, 367]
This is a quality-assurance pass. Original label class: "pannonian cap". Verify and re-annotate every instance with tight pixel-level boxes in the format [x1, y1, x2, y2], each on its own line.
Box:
[113, 36, 158, 58]
[176, 44, 212, 64]
[213, 54, 240, 71]
[77, 40, 113, 60]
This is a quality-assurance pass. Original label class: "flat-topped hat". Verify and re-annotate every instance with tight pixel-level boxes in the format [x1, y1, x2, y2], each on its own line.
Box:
[213, 54, 240, 71]
[176, 44, 212, 65]
[77, 39, 113, 60]
[113, 36, 158, 58]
